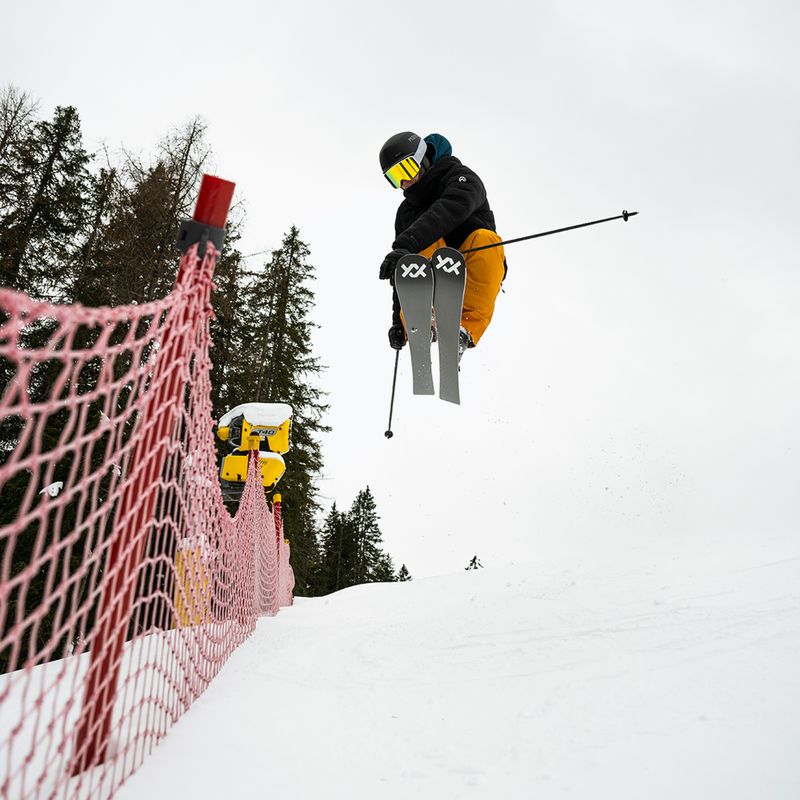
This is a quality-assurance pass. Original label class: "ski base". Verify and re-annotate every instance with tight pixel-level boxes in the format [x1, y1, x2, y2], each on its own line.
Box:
[431, 247, 467, 404]
[394, 254, 434, 395]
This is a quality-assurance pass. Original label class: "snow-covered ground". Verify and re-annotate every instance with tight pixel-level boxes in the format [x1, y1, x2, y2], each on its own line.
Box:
[116, 537, 800, 799]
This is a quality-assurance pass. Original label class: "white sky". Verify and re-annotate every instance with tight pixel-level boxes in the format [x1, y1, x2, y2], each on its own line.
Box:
[2, 0, 798, 577]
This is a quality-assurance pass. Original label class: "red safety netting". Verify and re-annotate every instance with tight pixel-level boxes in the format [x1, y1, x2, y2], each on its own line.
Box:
[0, 237, 293, 799]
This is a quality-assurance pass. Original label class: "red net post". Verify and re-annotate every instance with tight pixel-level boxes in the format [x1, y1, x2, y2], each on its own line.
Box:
[274, 494, 295, 607]
[69, 176, 235, 775]
[193, 175, 236, 229]
[273, 493, 283, 545]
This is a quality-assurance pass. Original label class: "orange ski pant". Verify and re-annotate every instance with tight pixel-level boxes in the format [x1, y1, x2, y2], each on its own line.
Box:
[419, 229, 505, 346]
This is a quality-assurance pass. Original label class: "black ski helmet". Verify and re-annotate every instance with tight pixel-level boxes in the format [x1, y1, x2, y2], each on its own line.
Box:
[379, 131, 428, 174]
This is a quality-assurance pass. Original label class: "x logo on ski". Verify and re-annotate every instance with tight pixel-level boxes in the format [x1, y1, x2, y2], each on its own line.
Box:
[433, 253, 463, 276]
[399, 261, 429, 279]
[431, 247, 467, 405]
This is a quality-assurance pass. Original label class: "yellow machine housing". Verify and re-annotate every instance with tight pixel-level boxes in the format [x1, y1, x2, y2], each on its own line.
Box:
[219, 450, 286, 491]
[217, 415, 292, 455]
[216, 405, 293, 500]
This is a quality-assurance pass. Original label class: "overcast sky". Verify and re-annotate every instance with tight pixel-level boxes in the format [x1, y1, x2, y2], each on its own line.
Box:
[2, 0, 798, 577]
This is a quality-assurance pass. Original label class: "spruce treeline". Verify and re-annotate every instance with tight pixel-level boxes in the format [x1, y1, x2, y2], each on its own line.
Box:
[316, 486, 411, 593]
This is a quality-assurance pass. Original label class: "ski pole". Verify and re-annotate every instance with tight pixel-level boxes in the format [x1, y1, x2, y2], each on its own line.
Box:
[462, 210, 638, 254]
[384, 349, 400, 439]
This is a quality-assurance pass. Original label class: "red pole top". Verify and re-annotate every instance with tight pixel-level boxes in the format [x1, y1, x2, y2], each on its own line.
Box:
[193, 175, 236, 229]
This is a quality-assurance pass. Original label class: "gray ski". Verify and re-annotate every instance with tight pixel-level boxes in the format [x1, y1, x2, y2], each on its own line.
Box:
[394, 253, 434, 395]
[431, 247, 467, 405]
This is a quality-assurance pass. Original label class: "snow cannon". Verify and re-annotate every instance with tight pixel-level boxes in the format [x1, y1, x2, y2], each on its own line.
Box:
[216, 402, 293, 501]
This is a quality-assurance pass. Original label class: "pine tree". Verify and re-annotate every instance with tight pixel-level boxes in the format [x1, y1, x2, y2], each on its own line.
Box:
[0, 103, 91, 298]
[371, 552, 397, 583]
[69, 165, 119, 305]
[317, 489, 406, 594]
[208, 209, 245, 415]
[0, 85, 38, 216]
[219, 227, 329, 595]
[0, 85, 37, 158]
[348, 487, 383, 585]
[317, 503, 353, 594]
[85, 119, 210, 306]
[396, 564, 412, 581]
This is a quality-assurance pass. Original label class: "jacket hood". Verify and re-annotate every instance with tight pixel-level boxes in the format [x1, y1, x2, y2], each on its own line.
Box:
[424, 133, 452, 165]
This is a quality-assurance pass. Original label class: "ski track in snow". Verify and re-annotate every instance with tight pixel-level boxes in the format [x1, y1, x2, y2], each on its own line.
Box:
[115, 541, 800, 799]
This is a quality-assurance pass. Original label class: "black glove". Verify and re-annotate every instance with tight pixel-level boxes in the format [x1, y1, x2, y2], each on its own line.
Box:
[379, 248, 410, 281]
[388, 323, 406, 350]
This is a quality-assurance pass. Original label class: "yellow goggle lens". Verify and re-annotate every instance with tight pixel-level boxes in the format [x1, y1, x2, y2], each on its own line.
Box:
[384, 157, 421, 188]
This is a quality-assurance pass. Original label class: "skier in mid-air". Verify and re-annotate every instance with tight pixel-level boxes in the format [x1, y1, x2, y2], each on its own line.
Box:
[378, 132, 506, 360]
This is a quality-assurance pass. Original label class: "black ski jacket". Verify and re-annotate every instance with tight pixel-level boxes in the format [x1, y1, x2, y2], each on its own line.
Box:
[391, 155, 497, 326]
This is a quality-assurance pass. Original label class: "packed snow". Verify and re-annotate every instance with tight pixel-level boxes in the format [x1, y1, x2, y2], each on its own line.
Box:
[217, 403, 293, 429]
[116, 537, 800, 799]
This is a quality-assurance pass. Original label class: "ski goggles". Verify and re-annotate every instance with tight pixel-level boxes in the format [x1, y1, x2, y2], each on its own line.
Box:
[383, 138, 427, 188]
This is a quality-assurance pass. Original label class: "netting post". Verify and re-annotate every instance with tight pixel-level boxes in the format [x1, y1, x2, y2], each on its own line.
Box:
[273, 492, 283, 544]
[69, 175, 235, 775]
[274, 493, 294, 607]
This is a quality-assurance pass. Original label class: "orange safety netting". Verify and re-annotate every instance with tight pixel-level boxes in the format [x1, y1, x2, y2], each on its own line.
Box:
[0, 239, 293, 799]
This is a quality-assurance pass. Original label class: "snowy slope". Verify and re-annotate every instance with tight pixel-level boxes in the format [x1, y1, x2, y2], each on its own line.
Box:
[116, 539, 800, 799]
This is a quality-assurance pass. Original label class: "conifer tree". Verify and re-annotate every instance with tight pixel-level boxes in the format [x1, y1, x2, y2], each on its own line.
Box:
[203, 201, 246, 418]
[220, 227, 329, 595]
[0, 86, 38, 219]
[396, 564, 412, 581]
[370, 552, 397, 583]
[317, 503, 353, 594]
[69, 165, 118, 305]
[0, 103, 91, 298]
[348, 486, 385, 584]
[0, 85, 37, 163]
[317, 489, 403, 594]
[85, 118, 210, 306]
